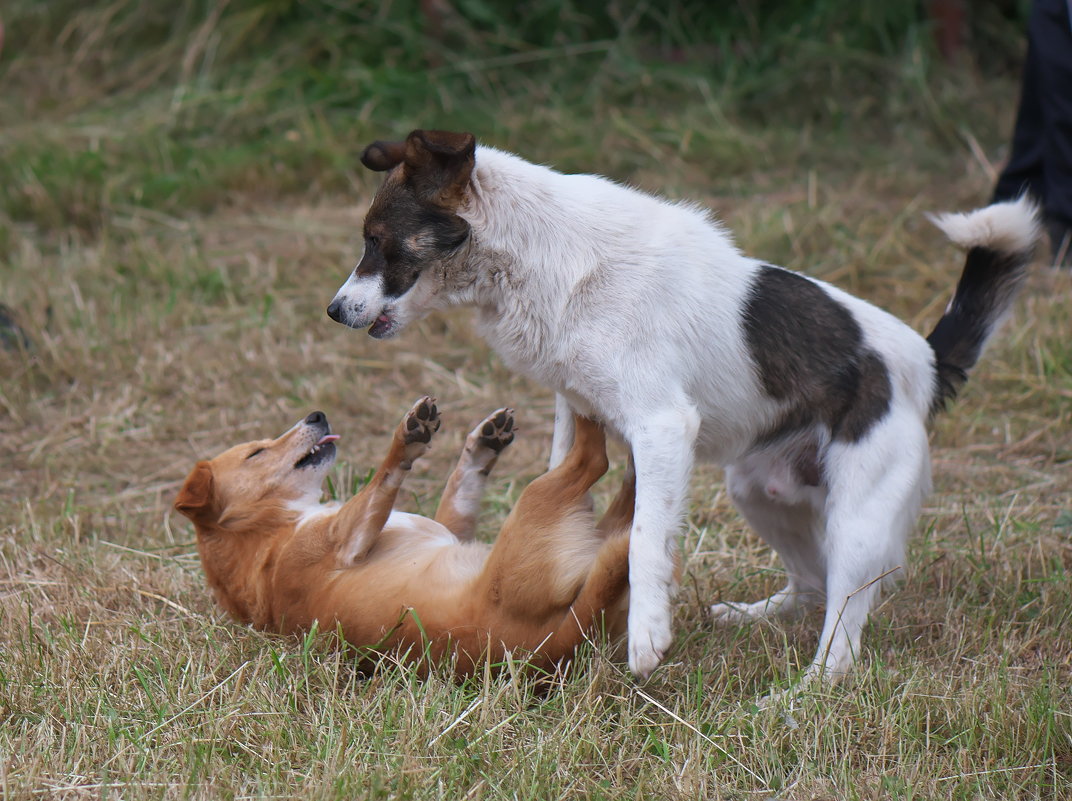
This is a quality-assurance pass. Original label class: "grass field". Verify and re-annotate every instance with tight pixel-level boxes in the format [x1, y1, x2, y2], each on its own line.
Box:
[2, 2, 1070, 798]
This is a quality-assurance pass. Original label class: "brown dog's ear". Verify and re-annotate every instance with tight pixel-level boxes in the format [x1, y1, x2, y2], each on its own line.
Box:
[402, 129, 476, 208]
[360, 140, 406, 172]
[174, 462, 216, 523]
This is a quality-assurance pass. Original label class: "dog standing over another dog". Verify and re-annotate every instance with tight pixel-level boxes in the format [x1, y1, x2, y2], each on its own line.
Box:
[327, 130, 1040, 684]
[174, 399, 634, 677]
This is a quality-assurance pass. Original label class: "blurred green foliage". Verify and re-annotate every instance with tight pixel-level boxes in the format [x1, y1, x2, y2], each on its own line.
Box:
[0, 1, 1029, 235]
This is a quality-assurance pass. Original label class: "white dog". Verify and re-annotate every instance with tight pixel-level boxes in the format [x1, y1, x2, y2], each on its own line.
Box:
[327, 130, 1039, 684]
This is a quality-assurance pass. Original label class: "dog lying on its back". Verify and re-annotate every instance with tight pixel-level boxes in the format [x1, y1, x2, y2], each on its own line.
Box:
[174, 399, 633, 677]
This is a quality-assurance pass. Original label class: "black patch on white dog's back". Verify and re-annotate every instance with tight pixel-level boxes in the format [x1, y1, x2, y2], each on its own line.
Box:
[743, 266, 891, 443]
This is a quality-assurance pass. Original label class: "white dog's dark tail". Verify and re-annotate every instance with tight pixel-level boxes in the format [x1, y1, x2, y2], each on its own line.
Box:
[925, 197, 1041, 416]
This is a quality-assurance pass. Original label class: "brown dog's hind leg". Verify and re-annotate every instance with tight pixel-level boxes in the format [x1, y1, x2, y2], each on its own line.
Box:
[597, 456, 636, 538]
[539, 452, 634, 663]
[434, 408, 515, 540]
[475, 414, 610, 622]
[332, 396, 441, 566]
[535, 533, 631, 665]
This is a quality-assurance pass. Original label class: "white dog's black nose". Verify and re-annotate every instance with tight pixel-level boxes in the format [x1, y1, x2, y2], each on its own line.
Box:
[305, 411, 327, 426]
[326, 300, 342, 322]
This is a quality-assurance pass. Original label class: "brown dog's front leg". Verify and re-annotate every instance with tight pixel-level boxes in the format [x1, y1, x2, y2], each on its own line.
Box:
[434, 408, 515, 540]
[332, 396, 440, 566]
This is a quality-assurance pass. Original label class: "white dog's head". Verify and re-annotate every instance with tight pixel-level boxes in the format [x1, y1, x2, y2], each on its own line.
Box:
[327, 130, 476, 339]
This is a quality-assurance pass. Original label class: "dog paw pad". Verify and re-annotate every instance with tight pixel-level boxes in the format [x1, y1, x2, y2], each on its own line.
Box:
[477, 408, 515, 453]
[403, 396, 440, 446]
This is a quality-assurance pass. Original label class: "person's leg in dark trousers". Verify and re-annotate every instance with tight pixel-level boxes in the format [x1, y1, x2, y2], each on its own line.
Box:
[993, 0, 1072, 263]
[993, 24, 1047, 204]
[1036, 0, 1072, 260]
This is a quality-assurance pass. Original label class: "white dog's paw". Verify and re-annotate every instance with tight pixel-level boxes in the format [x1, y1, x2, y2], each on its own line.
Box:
[710, 589, 811, 626]
[628, 639, 667, 679]
[709, 600, 763, 626]
[627, 606, 673, 679]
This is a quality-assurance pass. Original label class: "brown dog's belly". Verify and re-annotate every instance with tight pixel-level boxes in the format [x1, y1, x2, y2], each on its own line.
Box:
[302, 524, 493, 665]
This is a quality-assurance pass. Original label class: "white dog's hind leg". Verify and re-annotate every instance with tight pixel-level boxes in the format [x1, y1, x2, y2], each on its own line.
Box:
[711, 465, 826, 624]
[625, 403, 700, 678]
[803, 414, 929, 682]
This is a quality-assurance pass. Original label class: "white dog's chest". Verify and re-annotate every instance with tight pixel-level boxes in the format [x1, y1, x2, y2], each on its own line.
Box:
[479, 312, 777, 464]
[477, 312, 574, 383]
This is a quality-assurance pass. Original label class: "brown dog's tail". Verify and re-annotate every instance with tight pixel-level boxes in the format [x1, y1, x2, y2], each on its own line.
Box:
[925, 197, 1040, 417]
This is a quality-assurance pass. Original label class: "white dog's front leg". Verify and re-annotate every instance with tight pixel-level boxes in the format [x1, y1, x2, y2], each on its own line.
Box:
[625, 404, 700, 678]
[548, 393, 575, 469]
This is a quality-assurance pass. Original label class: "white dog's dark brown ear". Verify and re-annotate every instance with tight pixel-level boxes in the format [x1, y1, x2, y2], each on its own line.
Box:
[403, 130, 476, 163]
[403, 129, 476, 208]
[174, 461, 216, 523]
[360, 140, 407, 172]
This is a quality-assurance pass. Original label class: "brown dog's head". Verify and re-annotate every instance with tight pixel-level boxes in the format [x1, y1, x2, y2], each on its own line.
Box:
[174, 411, 339, 531]
[326, 129, 476, 339]
[173, 412, 339, 625]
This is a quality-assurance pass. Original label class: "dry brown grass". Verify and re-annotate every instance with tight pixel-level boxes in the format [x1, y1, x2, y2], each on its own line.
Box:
[1, 5, 1069, 793]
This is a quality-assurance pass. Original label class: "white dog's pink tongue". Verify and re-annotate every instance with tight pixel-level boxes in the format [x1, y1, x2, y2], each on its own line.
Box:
[317, 435, 340, 445]
[377, 314, 390, 324]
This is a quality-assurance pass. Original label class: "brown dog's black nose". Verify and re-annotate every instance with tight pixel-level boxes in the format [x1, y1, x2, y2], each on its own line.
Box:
[305, 411, 327, 426]
[326, 301, 342, 322]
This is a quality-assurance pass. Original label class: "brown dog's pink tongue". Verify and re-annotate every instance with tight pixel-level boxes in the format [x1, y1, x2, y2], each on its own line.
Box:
[318, 435, 340, 445]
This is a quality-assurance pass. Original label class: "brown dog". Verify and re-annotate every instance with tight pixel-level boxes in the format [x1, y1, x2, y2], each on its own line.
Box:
[173, 398, 633, 677]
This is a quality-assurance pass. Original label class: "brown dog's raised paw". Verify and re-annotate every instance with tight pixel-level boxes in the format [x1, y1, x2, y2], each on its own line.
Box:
[477, 407, 515, 453]
[459, 408, 515, 476]
[400, 396, 440, 466]
[404, 396, 440, 444]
